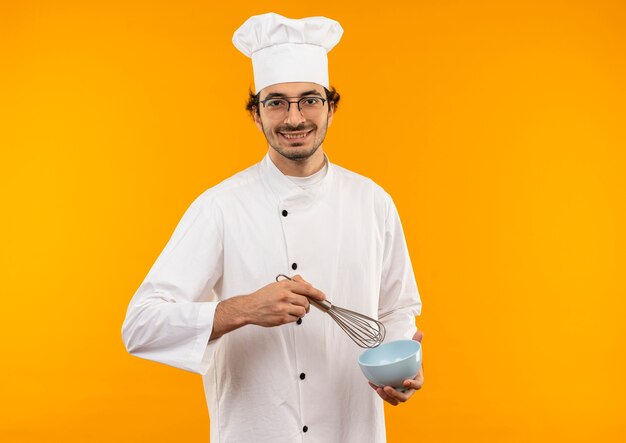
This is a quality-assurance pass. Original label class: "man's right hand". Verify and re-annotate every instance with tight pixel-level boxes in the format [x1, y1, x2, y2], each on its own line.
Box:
[210, 275, 326, 340]
[244, 275, 326, 327]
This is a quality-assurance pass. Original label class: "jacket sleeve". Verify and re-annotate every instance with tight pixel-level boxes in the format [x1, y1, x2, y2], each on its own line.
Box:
[378, 195, 422, 343]
[121, 195, 224, 375]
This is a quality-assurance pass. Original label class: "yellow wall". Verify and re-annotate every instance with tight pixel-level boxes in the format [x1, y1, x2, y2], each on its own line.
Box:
[1, 1, 625, 441]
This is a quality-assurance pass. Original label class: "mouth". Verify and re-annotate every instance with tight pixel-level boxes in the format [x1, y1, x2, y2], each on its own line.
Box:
[278, 130, 313, 141]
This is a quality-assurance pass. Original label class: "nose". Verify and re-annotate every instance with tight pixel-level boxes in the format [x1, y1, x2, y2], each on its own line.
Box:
[284, 102, 306, 126]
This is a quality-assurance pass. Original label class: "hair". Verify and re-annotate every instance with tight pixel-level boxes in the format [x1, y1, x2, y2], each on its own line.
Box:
[246, 86, 341, 118]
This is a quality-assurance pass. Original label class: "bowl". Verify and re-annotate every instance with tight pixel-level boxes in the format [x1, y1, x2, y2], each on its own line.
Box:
[358, 339, 421, 391]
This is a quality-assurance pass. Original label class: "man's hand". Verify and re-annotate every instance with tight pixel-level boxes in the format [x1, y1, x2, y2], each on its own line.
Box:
[369, 330, 424, 406]
[210, 275, 325, 340]
[245, 274, 326, 326]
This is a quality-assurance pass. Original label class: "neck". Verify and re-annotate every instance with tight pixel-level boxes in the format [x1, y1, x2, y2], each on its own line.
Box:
[268, 147, 326, 177]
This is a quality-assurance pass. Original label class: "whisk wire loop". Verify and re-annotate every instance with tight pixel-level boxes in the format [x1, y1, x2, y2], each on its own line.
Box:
[275, 274, 385, 348]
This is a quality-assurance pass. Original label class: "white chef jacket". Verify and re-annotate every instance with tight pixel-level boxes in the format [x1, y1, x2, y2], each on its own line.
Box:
[122, 151, 422, 443]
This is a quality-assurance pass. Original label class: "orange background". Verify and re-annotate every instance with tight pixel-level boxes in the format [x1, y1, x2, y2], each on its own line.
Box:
[1, 0, 625, 441]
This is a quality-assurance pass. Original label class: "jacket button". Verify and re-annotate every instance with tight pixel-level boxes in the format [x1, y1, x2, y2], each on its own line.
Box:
[292, 263, 297, 270]
[296, 318, 302, 325]
[299, 373, 306, 380]
[282, 210, 288, 217]
[303, 426, 308, 433]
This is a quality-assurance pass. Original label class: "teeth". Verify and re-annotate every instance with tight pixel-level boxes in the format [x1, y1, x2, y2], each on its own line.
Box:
[282, 132, 310, 139]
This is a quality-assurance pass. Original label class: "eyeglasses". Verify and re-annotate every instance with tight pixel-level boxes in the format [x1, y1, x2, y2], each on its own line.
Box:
[259, 96, 327, 120]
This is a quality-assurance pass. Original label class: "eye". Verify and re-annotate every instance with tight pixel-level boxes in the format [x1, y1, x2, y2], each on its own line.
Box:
[266, 99, 286, 108]
[302, 97, 321, 106]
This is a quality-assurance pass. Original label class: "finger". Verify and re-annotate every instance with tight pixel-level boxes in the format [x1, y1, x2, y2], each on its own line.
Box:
[404, 367, 424, 390]
[293, 283, 326, 301]
[383, 386, 414, 402]
[402, 378, 423, 391]
[288, 294, 311, 311]
[377, 387, 399, 406]
[368, 382, 399, 405]
[287, 280, 326, 301]
[285, 303, 308, 318]
[292, 274, 308, 284]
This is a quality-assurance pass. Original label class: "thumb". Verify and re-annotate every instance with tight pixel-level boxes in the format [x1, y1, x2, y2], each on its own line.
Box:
[291, 274, 326, 301]
[413, 329, 424, 343]
[292, 274, 309, 284]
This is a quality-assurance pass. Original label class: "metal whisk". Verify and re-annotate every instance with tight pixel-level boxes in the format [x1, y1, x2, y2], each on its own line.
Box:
[276, 274, 385, 348]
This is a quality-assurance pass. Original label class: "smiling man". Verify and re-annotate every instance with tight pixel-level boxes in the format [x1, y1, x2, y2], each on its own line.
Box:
[122, 12, 423, 443]
[252, 82, 334, 175]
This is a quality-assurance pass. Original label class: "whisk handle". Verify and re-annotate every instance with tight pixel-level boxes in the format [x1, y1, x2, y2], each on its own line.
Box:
[308, 297, 332, 312]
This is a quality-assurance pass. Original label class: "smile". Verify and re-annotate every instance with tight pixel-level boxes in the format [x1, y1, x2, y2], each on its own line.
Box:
[279, 130, 313, 139]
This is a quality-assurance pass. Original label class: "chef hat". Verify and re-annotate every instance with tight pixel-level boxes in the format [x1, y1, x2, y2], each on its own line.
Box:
[232, 12, 343, 93]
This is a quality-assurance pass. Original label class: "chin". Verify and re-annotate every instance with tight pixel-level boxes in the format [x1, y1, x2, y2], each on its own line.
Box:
[279, 140, 313, 152]
[274, 145, 319, 161]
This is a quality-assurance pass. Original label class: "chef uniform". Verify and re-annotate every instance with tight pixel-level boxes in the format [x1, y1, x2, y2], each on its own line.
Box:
[122, 13, 422, 443]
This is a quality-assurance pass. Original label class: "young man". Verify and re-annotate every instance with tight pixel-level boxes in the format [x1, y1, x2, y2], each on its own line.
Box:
[122, 13, 423, 442]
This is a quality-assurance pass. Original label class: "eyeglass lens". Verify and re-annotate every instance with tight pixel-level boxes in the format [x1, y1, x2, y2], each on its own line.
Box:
[262, 97, 325, 119]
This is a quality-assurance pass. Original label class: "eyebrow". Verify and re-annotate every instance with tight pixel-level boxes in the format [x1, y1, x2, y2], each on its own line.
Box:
[262, 90, 324, 99]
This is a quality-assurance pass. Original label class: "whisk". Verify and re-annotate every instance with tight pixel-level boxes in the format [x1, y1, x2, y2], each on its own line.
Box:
[276, 274, 385, 348]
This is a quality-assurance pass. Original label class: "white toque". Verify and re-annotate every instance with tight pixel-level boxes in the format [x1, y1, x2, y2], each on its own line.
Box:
[232, 12, 343, 93]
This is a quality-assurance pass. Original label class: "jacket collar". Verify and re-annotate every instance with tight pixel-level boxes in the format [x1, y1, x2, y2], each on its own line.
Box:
[260, 149, 334, 206]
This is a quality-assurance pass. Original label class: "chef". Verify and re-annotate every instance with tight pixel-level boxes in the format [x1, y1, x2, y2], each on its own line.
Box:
[122, 12, 423, 442]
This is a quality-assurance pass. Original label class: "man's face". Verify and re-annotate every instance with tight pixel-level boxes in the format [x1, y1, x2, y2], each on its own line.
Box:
[254, 82, 334, 162]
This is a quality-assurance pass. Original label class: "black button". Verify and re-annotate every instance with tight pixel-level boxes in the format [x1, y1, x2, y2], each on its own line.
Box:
[291, 263, 297, 270]
[282, 210, 288, 217]
[296, 318, 302, 325]
[303, 426, 308, 433]
[299, 373, 306, 380]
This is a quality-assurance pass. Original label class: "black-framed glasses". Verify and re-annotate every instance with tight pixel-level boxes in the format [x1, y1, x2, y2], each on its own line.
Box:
[259, 96, 327, 120]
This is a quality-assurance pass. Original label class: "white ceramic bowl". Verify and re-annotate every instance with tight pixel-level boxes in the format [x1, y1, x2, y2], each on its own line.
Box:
[358, 339, 421, 391]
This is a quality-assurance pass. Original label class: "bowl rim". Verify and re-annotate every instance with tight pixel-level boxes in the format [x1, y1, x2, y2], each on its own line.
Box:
[358, 339, 421, 367]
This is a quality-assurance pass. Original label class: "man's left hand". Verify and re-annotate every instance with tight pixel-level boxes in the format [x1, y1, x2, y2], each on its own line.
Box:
[368, 330, 424, 406]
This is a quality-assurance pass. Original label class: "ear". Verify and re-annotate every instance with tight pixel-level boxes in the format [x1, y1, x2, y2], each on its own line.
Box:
[253, 108, 264, 132]
[327, 101, 335, 127]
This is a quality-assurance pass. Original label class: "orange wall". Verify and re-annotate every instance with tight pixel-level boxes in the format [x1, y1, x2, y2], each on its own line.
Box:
[1, 1, 625, 441]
